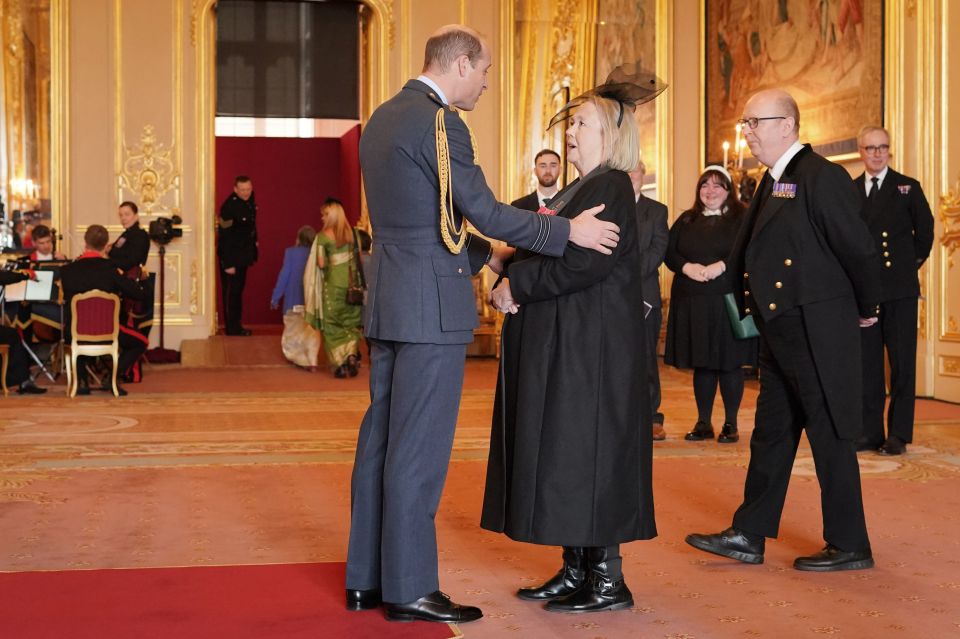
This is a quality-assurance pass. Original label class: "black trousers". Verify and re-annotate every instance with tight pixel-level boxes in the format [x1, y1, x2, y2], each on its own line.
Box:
[732, 310, 870, 552]
[644, 307, 663, 424]
[0, 326, 31, 387]
[77, 332, 147, 386]
[220, 265, 247, 332]
[860, 296, 918, 444]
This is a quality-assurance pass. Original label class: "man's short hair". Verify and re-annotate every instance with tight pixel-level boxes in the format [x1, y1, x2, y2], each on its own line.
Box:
[857, 125, 889, 145]
[234, 175, 252, 185]
[31, 224, 52, 242]
[84, 224, 109, 251]
[534, 149, 560, 164]
[422, 27, 483, 73]
[119, 201, 139, 214]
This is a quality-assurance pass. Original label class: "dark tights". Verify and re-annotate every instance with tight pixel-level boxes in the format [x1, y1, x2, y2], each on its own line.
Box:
[693, 367, 744, 426]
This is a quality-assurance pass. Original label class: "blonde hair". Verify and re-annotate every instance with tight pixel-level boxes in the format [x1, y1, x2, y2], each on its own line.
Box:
[586, 96, 640, 173]
[321, 200, 354, 248]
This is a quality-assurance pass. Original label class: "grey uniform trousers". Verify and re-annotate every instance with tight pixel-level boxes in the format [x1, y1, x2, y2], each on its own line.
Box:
[345, 338, 468, 604]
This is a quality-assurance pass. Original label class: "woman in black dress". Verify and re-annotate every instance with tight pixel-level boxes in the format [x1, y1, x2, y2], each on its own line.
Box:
[664, 166, 756, 443]
[481, 89, 659, 614]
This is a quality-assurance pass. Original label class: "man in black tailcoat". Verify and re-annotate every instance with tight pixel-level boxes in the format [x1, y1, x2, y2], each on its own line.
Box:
[853, 125, 934, 456]
[511, 149, 561, 212]
[686, 89, 882, 572]
[217, 175, 257, 336]
[628, 160, 668, 440]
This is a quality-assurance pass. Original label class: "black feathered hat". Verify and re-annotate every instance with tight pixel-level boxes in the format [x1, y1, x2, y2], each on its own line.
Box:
[547, 62, 667, 130]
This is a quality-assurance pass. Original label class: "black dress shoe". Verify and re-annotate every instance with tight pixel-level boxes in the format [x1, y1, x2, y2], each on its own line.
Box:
[855, 437, 883, 452]
[517, 547, 585, 601]
[717, 422, 739, 443]
[17, 382, 47, 395]
[794, 544, 874, 572]
[100, 383, 128, 397]
[346, 355, 359, 378]
[545, 573, 633, 614]
[684, 421, 714, 441]
[877, 437, 906, 456]
[685, 527, 765, 564]
[334, 365, 348, 379]
[384, 591, 482, 623]
[345, 588, 381, 611]
[76, 385, 91, 396]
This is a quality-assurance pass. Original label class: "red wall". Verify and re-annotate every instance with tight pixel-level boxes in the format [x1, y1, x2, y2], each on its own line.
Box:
[215, 129, 361, 326]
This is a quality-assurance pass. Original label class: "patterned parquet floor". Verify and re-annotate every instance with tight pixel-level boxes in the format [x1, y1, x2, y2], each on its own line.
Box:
[1, 335, 959, 637]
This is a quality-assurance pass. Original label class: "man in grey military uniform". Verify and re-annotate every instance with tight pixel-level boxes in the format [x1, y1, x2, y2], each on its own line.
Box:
[345, 25, 621, 624]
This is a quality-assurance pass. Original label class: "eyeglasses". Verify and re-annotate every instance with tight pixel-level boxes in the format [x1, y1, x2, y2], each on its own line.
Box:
[860, 144, 890, 155]
[737, 116, 786, 129]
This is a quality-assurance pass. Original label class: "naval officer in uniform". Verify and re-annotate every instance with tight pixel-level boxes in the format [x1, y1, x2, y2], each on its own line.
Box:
[346, 25, 621, 624]
[853, 125, 934, 456]
[686, 89, 882, 572]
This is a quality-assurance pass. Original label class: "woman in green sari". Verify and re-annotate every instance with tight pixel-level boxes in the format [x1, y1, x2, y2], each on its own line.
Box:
[305, 198, 363, 377]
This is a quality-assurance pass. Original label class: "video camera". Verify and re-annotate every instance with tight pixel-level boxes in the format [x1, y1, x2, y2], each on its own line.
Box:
[148, 215, 183, 245]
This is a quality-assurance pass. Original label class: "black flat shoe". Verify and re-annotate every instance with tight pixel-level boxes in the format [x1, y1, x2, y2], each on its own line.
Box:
[717, 423, 739, 443]
[76, 385, 91, 396]
[384, 591, 482, 623]
[100, 384, 128, 397]
[855, 437, 884, 452]
[684, 421, 714, 441]
[334, 365, 348, 379]
[793, 545, 874, 572]
[685, 527, 765, 564]
[544, 573, 633, 614]
[346, 588, 382, 611]
[517, 547, 585, 601]
[17, 382, 47, 395]
[877, 437, 906, 456]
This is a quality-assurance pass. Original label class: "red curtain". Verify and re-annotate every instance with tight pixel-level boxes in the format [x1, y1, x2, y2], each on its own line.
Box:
[215, 128, 361, 327]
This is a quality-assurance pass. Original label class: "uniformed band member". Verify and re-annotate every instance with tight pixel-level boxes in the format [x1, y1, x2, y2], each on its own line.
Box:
[218, 176, 258, 336]
[60, 225, 147, 396]
[686, 89, 882, 572]
[854, 126, 934, 456]
[107, 202, 150, 273]
[29, 225, 66, 261]
[628, 160, 669, 440]
[511, 149, 561, 211]
[0, 269, 47, 394]
[345, 25, 620, 624]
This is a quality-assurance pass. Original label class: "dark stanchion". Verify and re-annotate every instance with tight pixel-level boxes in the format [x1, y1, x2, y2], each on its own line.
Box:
[146, 243, 181, 364]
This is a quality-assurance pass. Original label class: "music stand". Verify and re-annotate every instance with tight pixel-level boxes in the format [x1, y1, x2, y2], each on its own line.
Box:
[0, 267, 63, 382]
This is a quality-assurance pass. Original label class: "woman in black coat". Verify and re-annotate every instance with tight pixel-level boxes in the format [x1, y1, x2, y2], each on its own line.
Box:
[481, 94, 656, 614]
[664, 166, 756, 443]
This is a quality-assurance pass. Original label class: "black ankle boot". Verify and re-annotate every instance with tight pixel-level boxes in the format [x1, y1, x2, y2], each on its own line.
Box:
[516, 546, 585, 601]
[545, 546, 633, 613]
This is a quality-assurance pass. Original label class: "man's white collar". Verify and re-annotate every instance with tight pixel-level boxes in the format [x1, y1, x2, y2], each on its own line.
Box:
[416, 75, 448, 105]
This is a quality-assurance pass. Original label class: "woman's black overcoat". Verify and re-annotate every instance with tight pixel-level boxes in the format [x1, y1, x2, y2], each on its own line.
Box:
[480, 169, 657, 546]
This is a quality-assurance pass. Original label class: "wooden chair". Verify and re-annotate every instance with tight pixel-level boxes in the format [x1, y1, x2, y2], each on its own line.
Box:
[0, 344, 8, 396]
[66, 290, 121, 398]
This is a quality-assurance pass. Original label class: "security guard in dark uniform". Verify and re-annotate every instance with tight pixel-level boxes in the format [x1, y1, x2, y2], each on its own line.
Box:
[853, 126, 934, 456]
[218, 176, 258, 335]
[686, 90, 881, 573]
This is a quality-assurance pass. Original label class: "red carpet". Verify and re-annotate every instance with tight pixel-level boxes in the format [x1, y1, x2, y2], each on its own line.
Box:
[0, 562, 457, 639]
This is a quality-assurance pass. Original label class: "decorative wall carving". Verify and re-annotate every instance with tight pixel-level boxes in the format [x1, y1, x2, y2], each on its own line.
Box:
[118, 124, 181, 215]
[2, 0, 25, 187]
[939, 176, 960, 341]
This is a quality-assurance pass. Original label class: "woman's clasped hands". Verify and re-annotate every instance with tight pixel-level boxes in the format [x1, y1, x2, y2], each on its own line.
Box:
[490, 279, 520, 314]
[682, 260, 726, 283]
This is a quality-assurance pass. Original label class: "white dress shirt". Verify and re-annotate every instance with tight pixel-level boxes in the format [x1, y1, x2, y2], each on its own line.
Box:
[416, 75, 448, 105]
[864, 166, 888, 196]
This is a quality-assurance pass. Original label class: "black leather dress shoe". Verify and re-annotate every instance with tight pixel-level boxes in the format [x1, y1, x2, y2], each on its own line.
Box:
[685, 527, 765, 564]
[384, 591, 482, 623]
[76, 385, 91, 396]
[877, 437, 906, 456]
[793, 545, 874, 572]
[717, 423, 739, 443]
[17, 382, 47, 395]
[684, 421, 715, 441]
[345, 588, 381, 611]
